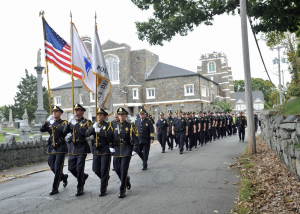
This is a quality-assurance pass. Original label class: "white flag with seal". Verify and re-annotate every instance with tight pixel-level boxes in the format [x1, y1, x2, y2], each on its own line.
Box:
[71, 22, 95, 93]
[93, 26, 113, 116]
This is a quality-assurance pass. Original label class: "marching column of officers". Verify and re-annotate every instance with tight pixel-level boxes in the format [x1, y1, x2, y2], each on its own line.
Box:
[41, 104, 248, 198]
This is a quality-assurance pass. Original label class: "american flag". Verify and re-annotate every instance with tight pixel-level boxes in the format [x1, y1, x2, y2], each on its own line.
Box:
[43, 18, 81, 79]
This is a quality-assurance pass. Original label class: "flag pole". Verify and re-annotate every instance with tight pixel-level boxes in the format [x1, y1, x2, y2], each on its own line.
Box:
[95, 12, 98, 147]
[41, 15, 52, 115]
[70, 11, 75, 143]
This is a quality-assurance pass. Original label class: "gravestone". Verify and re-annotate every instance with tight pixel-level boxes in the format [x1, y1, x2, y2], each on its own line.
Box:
[18, 109, 31, 141]
[32, 49, 48, 133]
[6, 109, 15, 131]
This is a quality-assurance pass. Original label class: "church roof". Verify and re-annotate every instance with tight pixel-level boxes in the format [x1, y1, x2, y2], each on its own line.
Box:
[126, 76, 141, 86]
[146, 62, 216, 83]
[235, 91, 265, 103]
[51, 79, 82, 91]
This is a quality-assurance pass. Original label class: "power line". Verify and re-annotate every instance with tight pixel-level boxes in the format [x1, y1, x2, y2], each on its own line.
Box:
[246, 6, 274, 86]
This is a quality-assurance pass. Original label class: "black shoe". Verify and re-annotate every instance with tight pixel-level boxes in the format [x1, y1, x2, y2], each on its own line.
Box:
[189, 149, 192, 151]
[49, 189, 59, 195]
[171, 148, 173, 150]
[142, 166, 147, 170]
[99, 192, 107, 197]
[201, 143, 203, 146]
[175, 144, 178, 147]
[180, 152, 183, 154]
[75, 189, 83, 196]
[63, 174, 68, 188]
[83, 174, 89, 186]
[127, 176, 131, 190]
[112, 168, 115, 171]
[162, 150, 165, 153]
[168, 147, 170, 150]
[118, 192, 126, 198]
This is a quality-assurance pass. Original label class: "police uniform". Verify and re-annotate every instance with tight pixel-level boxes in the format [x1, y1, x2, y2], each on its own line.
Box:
[40, 106, 68, 195]
[85, 108, 112, 197]
[254, 113, 258, 133]
[204, 112, 210, 143]
[232, 114, 237, 135]
[239, 113, 247, 141]
[222, 113, 227, 138]
[185, 112, 195, 151]
[193, 112, 199, 148]
[199, 113, 206, 146]
[209, 113, 214, 142]
[135, 109, 154, 170]
[219, 113, 223, 138]
[62, 104, 91, 196]
[156, 112, 169, 153]
[172, 110, 187, 154]
[109, 107, 139, 198]
[210, 113, 216, 141]
[173, 111, 179, 147]
[166, 111, 174, 150]
[227, 114, 233, 136]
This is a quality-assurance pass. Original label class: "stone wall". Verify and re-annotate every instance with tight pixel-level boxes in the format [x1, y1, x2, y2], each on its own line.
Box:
[260, 110, 300, 181]
[0, 135, 48, 170]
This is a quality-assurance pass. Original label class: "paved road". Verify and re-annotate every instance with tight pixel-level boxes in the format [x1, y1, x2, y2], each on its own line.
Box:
[0, 134, 248, 214]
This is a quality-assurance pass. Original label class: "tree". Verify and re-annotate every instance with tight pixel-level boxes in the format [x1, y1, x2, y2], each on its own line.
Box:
[212, 101, 233, 113]
[2, 70, 50, 124]
[131, 0, 300, 45]
[233, 80, 245, 92]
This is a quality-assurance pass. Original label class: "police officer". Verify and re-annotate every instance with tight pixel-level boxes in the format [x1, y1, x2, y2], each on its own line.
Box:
[155, 112, 169, 153]
[208, 112, 214, 142]
[182, 112, 186, 119]
[198, 111, 206, 146]
[85, 108, 112, 197]
[203, 112, 210, 144]
[172, 110, 188, 154]
[210, 112, 216, 141]
[192, 111, 199, 148]
[254, 112, 259, 135]
[227, 112, 233, 136]
[166, 111, 174, 150]
[173, 110, 179, 147]
[236, 112, 241, 135]
[111, 113, 120, 124]
[40, 106, 68, 195]
[185, 112, 195, 151]
[222, 112, 227, 138]
[238, 111, 247, 142]
[232, 114, 237, 135]
[109, 107, 139, 198]
[135, 108, 154, 170]
[63, 104, 91, 196]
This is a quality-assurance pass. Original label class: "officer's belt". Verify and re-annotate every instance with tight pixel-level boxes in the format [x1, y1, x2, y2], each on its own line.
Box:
[158, 128, 167, 131]
[48, 137, 66, 147]
[175, 128, 184, 132]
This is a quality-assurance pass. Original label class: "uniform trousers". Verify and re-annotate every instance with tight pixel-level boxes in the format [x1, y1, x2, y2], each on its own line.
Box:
[227, 124, 232, 136]
[68, 154, 87, 191]
[218, 126, 222, 138]
[223, 126, 227, 137]
[113, 156, 131, 194]
[200, 130, 205, 145]
[205, 129, 210, 143]
[157, 130, 167, 151]
[194, 131, 199, 148]
[93, 154, 111, 194]
[137, 143, 150, 168]
[212, 127, 216, 140]
[167, 134, 174, 149]
[239, 128, 246, 141]
[185, 131, 194, 149]
[232, 124, 237, 135]
[175, 132, 186, 153]
[48, 153, 66, 190]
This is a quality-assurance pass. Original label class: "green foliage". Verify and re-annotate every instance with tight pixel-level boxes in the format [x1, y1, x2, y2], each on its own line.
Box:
[212, 101, 233, 113]
[132, 0, 300, 45]
[233, 80, 245, 92]
[276, 97, 300, 116]
[1, 70, 50, 123]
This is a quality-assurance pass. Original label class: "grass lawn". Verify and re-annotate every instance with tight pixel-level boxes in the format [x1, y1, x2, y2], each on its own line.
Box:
[0, 134, 19, 143]
[276, 97, 300, 116]
[2, 127, 18, 133]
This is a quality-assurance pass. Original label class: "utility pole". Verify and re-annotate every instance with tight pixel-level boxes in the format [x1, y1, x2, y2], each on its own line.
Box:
[277, 46, 283, 105]
[240, 0, 256, 155]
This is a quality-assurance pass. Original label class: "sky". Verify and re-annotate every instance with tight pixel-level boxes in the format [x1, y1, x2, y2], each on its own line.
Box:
[0, 0, 290, 107]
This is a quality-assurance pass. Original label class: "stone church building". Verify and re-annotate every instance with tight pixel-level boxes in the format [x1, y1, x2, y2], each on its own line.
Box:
[51, 39, 235, 121]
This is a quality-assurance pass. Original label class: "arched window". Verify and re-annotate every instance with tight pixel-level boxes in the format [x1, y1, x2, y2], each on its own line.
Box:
[208, 62, 216, 73]
[105, 55, 119, 83]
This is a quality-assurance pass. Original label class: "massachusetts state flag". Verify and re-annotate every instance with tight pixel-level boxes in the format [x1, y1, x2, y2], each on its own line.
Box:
[93, 26, 113, 115]
[42, 18, 81, 79]
[71, 22, 95, 93]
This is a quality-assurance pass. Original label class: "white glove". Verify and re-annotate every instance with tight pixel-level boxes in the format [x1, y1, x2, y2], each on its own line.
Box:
[47, 115, 54, 122]
[109, 148, 115, 153]
[93, 122, 99, 129]
[69, 114, 76, 122]
[95, 127, 101, 133]
[49, 120, 54, 125]
[132, 151, 137, 156]
[70, 119, 77, 125]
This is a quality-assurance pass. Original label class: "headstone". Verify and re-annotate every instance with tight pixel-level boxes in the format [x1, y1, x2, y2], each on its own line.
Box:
[32, 49, 48, 133]
[6, 109, 15, 131]
[18, 108, 31, 141]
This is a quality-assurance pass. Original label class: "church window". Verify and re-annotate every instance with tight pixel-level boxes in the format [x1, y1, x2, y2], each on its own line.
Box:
[146, 88, 155, 99]
[184, 84, 194, 96]
[54, 96, 61, 106]
[208, 62, 216, 73]
[90, 92, 95, 102]
[79, 94, 83, 104]
[133, 88, 139, 99]
[105, 55, 119, 83]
